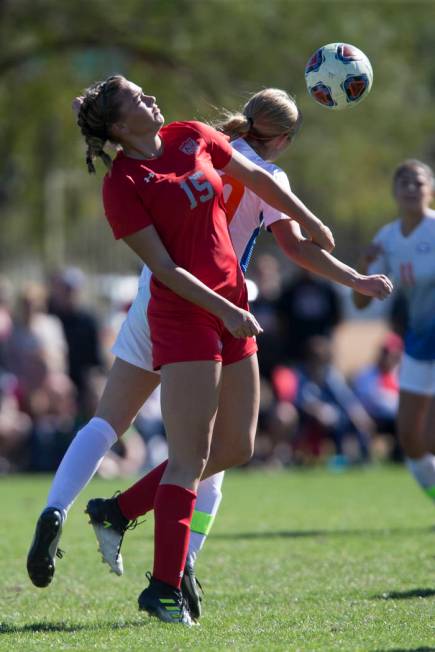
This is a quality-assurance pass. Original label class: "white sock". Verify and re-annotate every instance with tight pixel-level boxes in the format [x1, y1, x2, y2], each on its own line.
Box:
[45, 417, 118, 520]
[406, 454, 435, 499]
[188, 471, 225, 566]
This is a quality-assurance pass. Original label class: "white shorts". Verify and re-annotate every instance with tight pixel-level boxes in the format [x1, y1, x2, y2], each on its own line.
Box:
[399, 353, 435, 396]
[111, 284, 157, 373]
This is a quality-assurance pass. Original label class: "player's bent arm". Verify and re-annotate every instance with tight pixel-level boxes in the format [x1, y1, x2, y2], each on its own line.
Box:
[271, 220, 393, 300]
[351, 242, 386, 309]
[223, 150, 335, 253]
[123, 225, 262, 338]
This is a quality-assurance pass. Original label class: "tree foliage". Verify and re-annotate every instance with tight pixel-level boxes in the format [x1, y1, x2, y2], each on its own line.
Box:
[1, 0, 435, 272]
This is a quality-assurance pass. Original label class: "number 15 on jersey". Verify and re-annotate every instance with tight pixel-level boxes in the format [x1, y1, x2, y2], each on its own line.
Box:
[180, 172, 214, 209]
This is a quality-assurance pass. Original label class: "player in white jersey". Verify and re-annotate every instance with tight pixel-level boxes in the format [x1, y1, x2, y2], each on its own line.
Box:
[27, 88, 392, 619]
[353, 159, 435, 502]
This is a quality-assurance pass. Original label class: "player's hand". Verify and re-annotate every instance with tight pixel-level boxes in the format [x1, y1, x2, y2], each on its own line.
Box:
[353, 274, 393, 300]
[310, 222, 335, 252]
[221, 307, 263, 338]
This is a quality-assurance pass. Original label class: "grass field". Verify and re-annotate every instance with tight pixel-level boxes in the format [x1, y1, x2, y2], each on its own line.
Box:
[1, 466, 434, 651]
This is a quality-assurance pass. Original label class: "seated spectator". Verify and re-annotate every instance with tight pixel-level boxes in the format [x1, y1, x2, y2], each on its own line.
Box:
[352, 332, 403, 461]
[3, 283, 67, 411]
[249, 254, 284, 378]
[28, 372, 78, 472]
[47, 267, 104, 410]
[250, 374, 298, 467]
[0, 276, 13, 367]
[292, 336, 374, 465]
[276, 270, 343, 364]
[0, 370, 31, 473]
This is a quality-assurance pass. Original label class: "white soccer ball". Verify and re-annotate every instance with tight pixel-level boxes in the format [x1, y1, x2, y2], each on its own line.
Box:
[304, 43, 373, 110]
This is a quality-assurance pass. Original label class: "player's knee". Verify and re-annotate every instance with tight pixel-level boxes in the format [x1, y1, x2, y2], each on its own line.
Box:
[237, 438, 255, 465]
[227, 436, 255, 467]
[167, 443, 211, 482]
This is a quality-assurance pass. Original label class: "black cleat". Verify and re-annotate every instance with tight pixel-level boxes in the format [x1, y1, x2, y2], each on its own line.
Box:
[85, 495, 131, 576]
[138, 573, 194, 626]
[27, 508, 63, 588]
[181, 562, 203, 621]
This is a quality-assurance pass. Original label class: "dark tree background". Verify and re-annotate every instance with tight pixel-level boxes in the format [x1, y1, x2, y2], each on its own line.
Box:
[1, 0, 434, 275]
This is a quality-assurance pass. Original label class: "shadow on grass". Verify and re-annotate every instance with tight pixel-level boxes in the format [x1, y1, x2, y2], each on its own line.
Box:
[373, 648, 435, 652]
[0, 619, 144, 635]
[213, 525, 434, 541]
[373, 588, 435, 600]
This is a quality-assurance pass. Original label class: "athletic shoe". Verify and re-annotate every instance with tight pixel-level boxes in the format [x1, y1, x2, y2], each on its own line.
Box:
[85, 494, 135, 576]
[138, 573, 194, 626]
[181, 561, 203, 621]
[27, 508, 64, 588]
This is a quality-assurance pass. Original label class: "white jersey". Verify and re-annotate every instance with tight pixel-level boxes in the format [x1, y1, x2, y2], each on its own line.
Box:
[368, 210, 435, 361]
[220, 137, 291, 272]
[138, 137, 290, 287]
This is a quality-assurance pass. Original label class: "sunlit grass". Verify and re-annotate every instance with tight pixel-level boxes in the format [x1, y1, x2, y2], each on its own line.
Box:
[0, 466, 434, 650]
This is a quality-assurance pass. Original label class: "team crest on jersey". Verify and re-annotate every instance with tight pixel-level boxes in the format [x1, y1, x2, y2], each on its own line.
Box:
[179, 138, 199, 155]
[144, 172, 155, 184]
[416, 241, 431, 253]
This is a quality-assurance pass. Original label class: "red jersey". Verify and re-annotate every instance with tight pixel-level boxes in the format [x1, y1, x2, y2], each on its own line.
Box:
[103, 121, 247, 318]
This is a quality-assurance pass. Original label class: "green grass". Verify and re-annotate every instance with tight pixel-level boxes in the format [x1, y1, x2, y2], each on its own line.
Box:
[1, 466, 434, 651]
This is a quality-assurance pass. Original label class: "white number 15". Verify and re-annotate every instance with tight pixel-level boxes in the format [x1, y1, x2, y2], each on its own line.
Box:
[180, 171, 214, 209]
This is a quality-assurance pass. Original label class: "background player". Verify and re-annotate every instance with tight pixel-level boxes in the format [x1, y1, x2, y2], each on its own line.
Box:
[353, 159, 435, 503]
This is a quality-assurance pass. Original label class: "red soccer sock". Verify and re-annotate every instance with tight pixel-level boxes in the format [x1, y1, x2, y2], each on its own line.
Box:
[153, 483, 197, 589]
[117, 460, 168, 520]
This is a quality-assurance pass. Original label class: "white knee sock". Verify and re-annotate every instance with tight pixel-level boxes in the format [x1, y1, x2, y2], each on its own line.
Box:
[405, 454, 435, 501]
[45, 417, 118, 520]
[187, 471, 225, 566]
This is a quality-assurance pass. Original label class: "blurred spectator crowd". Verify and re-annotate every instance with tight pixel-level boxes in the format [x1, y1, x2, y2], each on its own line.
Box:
[0, 255, 404, 476]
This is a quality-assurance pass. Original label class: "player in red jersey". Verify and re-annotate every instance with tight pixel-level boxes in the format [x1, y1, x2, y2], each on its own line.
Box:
[27, 75, 338, 626]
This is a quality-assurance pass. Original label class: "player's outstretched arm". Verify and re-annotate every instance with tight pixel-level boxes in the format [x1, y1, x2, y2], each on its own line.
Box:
[223, 150, 335, 253]
[123, 225, 263, 339]
[271, 220, 393, 300]
[351, 242, 386, 309]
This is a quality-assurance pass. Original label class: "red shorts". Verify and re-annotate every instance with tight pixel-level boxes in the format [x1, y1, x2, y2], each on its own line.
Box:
[148, 308, 257, 370]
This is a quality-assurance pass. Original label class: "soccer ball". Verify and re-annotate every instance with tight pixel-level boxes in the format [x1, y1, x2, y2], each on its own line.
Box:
[304, 43, 373, 110]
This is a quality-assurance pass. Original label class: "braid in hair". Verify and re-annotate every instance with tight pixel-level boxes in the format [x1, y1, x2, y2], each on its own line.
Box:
[76, 76, 126, 174]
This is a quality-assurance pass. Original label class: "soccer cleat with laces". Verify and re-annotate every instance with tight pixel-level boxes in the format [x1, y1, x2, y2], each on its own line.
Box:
[27, 508, 64, 588]
[85, 495, 134, 576]
[138, 573, 194, 626]
[181, 561, 203, 621]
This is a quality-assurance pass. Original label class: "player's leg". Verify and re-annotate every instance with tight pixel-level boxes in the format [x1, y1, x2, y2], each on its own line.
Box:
[27, 358, 159, 588]
[103, 354, 259, 529]
[104, 354, 259, 532]
[398, 390, 435, 498]
[188, 471, 225, 567]
[27, 283, 159, 587]
[397, 354, 435, 501]
[419, 390, 435, 501]
[138, 359, 221, 626]
[181, 470, 225, 619]
[182, 353, 259, 617]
